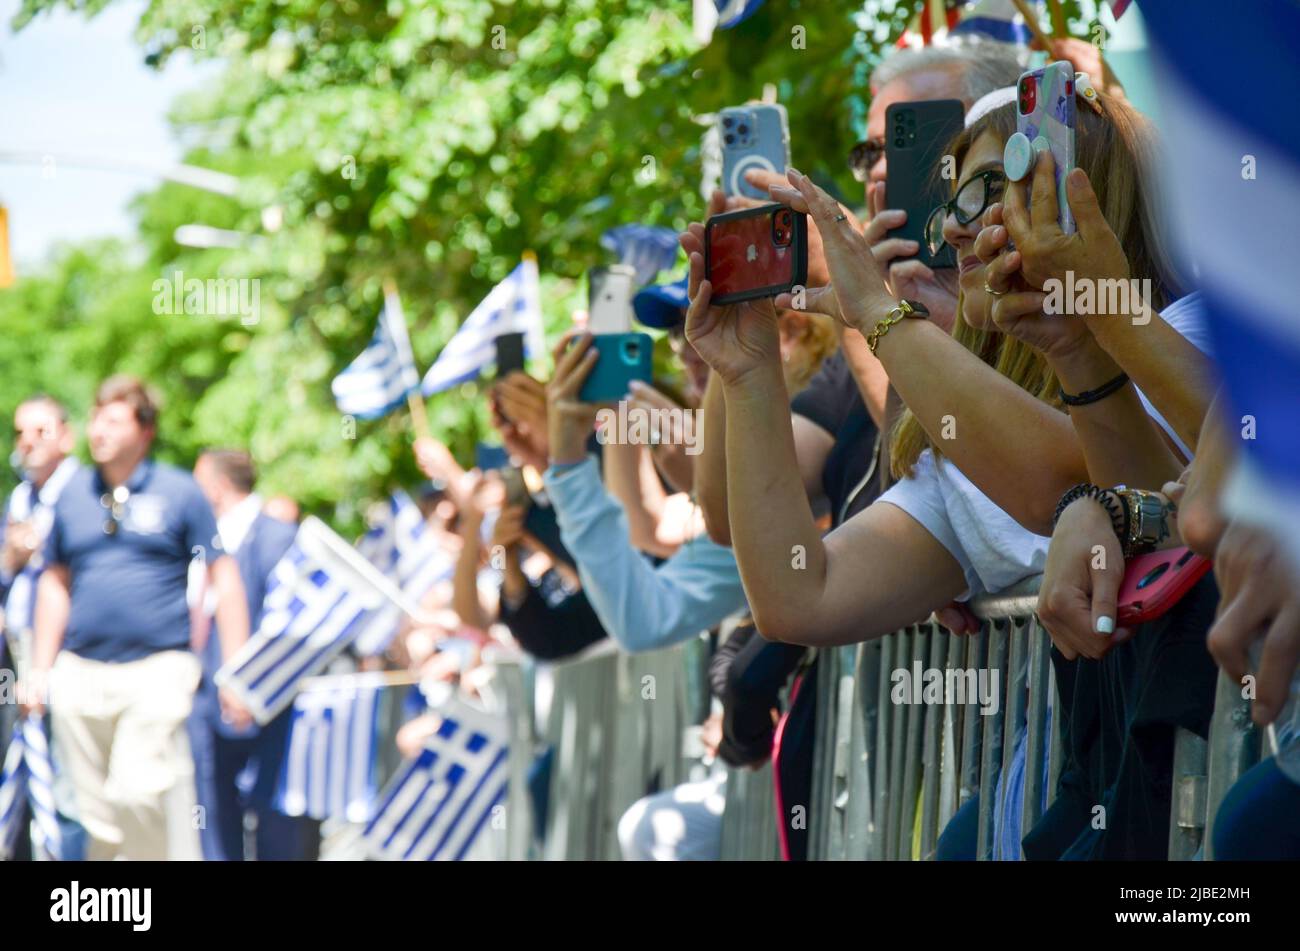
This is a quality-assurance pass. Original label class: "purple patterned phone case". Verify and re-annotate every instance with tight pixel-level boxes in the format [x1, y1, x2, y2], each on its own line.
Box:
[1016, 62, 1077, 234]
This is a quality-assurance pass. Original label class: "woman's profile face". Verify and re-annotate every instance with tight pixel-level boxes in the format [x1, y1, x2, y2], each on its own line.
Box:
[942, 131, 1006, 332]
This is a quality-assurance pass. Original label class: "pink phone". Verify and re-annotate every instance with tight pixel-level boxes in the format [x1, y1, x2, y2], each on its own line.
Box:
[1117, 547, 1213, 627]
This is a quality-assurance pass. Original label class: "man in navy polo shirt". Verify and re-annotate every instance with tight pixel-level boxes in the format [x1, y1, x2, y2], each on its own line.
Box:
[20, 375, 253, 860]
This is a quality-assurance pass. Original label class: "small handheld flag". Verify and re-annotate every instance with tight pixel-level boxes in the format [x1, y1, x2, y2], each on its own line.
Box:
[421, 256, 544, 395]
[363, 699, 508, 861]
[332, 285, 422, 420]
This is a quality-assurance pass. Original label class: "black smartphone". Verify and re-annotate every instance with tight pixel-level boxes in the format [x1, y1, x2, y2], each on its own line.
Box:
[703, 203, 808, 306]
[495, 332, 526, 378]
[884, 99, 964, 269]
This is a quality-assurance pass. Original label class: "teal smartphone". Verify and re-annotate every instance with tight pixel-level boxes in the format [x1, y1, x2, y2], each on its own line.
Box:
[578, 333, 653, 402]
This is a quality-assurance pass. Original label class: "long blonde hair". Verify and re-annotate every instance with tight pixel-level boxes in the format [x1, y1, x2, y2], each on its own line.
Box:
[890, 91, 1179, 479]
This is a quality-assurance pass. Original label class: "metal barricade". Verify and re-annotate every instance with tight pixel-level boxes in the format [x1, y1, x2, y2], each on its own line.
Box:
[731, 576, 1260, 861]
[496, 638, 708, 860]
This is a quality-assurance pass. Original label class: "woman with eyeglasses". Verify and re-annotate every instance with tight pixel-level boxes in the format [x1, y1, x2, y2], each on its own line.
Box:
[683, 88, 1218, 857]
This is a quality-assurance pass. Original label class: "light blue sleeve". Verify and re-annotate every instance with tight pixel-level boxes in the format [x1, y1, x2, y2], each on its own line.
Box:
[543, 456, 749, 652]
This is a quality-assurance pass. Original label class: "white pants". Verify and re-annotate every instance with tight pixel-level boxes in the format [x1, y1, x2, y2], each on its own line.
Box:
[51, 649, 202, 861]
[618, 772, 727, 861]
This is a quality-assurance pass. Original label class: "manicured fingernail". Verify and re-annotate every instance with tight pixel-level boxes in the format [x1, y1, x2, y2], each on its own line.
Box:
[788, 166, 804, 179]
[1096, 616, 1115, 634]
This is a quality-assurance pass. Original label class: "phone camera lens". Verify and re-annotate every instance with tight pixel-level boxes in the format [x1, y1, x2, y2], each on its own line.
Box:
[722, 116, 733, 127]
[895, 137, 904, 147]
[724, 133, 735, 145]
[737, 123, 749, 135]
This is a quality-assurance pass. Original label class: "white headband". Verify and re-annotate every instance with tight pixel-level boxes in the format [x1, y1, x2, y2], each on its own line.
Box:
[965, 86, 1016, 128]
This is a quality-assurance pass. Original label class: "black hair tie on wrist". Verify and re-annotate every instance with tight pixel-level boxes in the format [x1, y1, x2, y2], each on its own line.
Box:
[1060, 371, 1130, 407]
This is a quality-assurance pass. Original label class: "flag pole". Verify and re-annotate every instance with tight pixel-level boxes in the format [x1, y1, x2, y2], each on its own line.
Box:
[383, 276, 433, 441]
[1010, 0, 1056, 50]
[1046, 0, 1068, 38]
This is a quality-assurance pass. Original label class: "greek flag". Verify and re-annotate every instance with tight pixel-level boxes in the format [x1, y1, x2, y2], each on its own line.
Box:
[273, 676, 383, 823]
[332, 285, 421, 420]
[216, 517, 414, 724]
[0, 715, 61, 861]
[363, 700, 508, 861]
[1140, 0, 1300, 574]
[353, 491, 455, 656]
[421, 256, 544, 395]
[948, 0, 1034, 45]
[600, 225, 681, 287]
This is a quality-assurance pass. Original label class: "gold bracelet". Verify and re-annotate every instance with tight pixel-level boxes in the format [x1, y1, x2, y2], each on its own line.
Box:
[866, 300, 925, 354]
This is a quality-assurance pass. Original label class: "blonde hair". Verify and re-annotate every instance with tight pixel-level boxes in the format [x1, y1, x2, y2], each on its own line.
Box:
[780, 310, 839, 395]
[890, 92, 1177, 480]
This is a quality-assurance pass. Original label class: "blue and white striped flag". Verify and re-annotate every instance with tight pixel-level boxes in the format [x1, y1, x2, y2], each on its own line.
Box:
[692, 0, 764, 44]
[0, 715, 62, 861]
[352, 490, 455, 656]
[363, 700, 508, 861]
[332, 285, 422, 420]
[273, 675, 383, 823]
[600, 225, 681, 287]
[216, 517, 417, 725]
[1139, 1, 1300, 575]
[948, 0, 1035, 46]
[421, 256, 544, 395]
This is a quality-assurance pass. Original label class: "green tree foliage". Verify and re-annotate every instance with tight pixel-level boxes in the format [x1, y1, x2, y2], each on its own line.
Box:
[3, 0, 929, 532]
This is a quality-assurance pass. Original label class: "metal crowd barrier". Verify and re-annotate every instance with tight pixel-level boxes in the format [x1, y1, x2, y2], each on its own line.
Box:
[720, 576, 1263, 861]
[495, 637, 710, 860]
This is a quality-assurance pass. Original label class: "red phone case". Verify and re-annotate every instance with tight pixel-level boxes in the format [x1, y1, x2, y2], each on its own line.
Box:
[1116, 547, 1212, 627]
[704, 203, 808, 305]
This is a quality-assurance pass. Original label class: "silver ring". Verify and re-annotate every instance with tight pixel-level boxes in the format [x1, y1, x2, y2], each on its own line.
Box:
[983, 279, 1008, 298]
[833, 213, 847, 223]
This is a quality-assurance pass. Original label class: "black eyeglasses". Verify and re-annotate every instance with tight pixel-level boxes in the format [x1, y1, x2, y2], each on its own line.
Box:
[100, 485, 130, 536]
[924, 169, 1007, 256]
[847, 138, 886, 183]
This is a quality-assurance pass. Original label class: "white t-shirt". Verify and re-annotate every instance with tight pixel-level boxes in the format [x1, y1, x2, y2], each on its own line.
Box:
[880, 450, 1048, 601]
[878, 292, 1212, 600]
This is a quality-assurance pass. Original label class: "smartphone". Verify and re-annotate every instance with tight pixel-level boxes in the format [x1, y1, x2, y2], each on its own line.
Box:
[499, 466, 530, 509]
[719, 104, 791, 200]
[1116, 547, 1213, 627]
[884, 99, 964, 269]
[577, 333, 653, 403]
[587, 265, 637, 335]
[495, 331, 526, 378]
[1015, 62, 1077, 234]
[704, 203, 808, 306]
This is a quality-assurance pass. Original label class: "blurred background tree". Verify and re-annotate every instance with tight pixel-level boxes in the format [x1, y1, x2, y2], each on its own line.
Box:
[3, 0, 929, 533]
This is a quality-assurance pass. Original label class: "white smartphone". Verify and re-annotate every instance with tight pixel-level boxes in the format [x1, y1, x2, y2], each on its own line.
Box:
[587, 264, 637, 334]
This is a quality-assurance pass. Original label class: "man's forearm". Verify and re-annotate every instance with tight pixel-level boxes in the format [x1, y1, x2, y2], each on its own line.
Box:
[30, 566, 70, 673]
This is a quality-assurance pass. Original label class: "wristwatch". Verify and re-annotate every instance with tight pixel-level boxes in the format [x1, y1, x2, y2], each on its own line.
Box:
[866, 299, 930, 354]
[1114, 485, 1172, 558]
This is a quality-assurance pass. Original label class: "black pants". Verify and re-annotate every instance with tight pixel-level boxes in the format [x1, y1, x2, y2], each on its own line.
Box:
[1024, 576, 1219, 860]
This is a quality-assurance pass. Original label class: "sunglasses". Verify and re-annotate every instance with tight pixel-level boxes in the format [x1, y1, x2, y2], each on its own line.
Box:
[847, 138, 886, 183]
[924, 169, 1007, 257]
[100, 485, 131, 536]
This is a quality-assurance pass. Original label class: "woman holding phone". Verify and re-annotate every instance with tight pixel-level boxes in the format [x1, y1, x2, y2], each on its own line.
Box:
[685, 89, 1218, 857]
